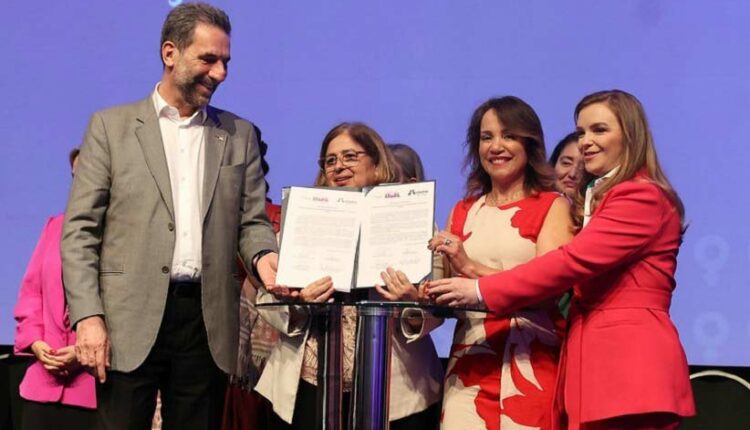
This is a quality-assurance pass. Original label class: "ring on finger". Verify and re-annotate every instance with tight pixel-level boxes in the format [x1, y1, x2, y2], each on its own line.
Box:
[443, 238, 452, 246]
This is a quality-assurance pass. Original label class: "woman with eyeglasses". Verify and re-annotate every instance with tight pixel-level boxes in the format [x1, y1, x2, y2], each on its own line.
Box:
[256, 122, 443, 430]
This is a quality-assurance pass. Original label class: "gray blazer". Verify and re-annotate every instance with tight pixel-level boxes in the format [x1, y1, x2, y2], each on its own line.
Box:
[61, 96, 278, 373]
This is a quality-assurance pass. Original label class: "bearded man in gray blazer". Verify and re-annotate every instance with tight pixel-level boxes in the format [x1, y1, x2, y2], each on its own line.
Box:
[61, 3, 278, 429]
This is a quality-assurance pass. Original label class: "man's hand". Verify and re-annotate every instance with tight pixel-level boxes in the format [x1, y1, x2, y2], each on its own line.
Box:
[256, 252, 278, 289]
[257, 252, 298, 299]
[75, 315, 110, 383]
[256, 254, 334, 302]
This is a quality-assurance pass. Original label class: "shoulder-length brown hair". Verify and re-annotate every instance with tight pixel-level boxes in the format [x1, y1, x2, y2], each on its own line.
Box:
[572, 90, 685, 225]
[463, 96, 555, 198]
[314, 122, 398, 186]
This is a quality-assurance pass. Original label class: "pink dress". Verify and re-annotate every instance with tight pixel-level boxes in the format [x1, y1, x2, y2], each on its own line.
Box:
[441, 192, 564, 430]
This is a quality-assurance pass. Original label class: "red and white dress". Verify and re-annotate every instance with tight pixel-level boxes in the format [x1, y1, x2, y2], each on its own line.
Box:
[441, 192, 565, 430]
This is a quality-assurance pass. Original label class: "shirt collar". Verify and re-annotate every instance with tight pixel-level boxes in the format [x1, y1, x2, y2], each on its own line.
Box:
[152, 82, 207, 125]
[583, 165, 619, 227]
[587, 165, 620, 189]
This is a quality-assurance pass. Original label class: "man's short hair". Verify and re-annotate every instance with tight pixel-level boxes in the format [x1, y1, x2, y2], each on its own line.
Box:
[160, 2, 231, 64]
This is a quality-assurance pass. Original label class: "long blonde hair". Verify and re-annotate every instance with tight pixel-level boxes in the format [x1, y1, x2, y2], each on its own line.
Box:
[572, 90, 684, 226]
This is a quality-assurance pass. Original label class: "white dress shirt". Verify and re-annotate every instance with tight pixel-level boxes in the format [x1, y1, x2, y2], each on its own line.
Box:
[152, 85, 207, 281]
[583, 166, 619, 228]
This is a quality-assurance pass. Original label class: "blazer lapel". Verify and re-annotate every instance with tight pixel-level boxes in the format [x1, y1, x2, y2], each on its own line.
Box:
[202, 109, 227, 222]
[134, 98, 175, 220]
[49, 219, 68, 332]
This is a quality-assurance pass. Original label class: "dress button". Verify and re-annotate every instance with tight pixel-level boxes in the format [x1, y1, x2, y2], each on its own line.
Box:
[168, 222, 175, 231]
[162, 266, 169, 274]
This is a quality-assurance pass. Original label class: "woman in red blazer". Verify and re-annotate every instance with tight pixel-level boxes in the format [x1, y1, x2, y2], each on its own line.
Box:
[427, 90, 695, 430]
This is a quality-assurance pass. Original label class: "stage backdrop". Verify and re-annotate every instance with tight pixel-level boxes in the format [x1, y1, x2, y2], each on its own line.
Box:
[1, 1, 748, 366]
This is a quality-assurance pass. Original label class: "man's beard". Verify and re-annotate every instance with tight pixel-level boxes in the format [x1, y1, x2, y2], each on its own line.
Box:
[178, 75, 217, 109]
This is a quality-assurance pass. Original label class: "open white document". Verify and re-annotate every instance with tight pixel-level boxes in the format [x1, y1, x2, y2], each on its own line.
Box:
[276, 181, 435, 292]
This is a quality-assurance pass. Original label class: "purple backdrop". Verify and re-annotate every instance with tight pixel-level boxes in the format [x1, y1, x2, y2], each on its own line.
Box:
[1, 1, 749, 365]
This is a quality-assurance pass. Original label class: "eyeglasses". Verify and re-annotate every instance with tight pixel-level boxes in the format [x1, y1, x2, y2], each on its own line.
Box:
[318, 150, 369, 171]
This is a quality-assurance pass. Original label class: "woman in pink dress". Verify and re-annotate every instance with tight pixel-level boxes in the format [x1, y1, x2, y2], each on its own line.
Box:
[14, 149, 96, 429]
[429, 96, 573, 430]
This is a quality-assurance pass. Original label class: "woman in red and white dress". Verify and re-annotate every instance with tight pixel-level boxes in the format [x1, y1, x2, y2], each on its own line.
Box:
[428, 90, 694, 429]
[429, 96, 573, 430]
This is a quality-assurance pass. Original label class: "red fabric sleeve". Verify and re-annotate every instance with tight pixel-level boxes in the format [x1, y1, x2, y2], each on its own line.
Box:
[449, 197, 478, 239]
[265, 202, 282, 234]
[237, 202, 282, 277]
[505, 191, 559, 243]
[478, 181, 675, 314]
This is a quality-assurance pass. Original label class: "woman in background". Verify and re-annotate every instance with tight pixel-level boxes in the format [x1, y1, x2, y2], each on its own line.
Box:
[14, 148, 96, 430]
[549, 132, 582, 199]
[256, 123, 443, 430]
[428, 96, 573, 430]
[386, 142, 444, 417]
[428, 90, 695, 429]
[388, 143, 425, 183]
[548, 132, 582, 318]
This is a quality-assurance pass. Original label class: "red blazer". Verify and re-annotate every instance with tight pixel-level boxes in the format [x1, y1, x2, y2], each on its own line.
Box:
[478, 178, 694, 428]
[14, 215, 96, 409]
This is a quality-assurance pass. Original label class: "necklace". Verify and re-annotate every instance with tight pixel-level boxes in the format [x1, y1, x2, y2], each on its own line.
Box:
[485, 190, 526, 207]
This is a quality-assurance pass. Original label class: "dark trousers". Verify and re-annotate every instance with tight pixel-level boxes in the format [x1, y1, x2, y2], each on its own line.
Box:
[269, 379, 440, 430]
[21, 399, 95, 430]
[95, 285, 227, 430]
